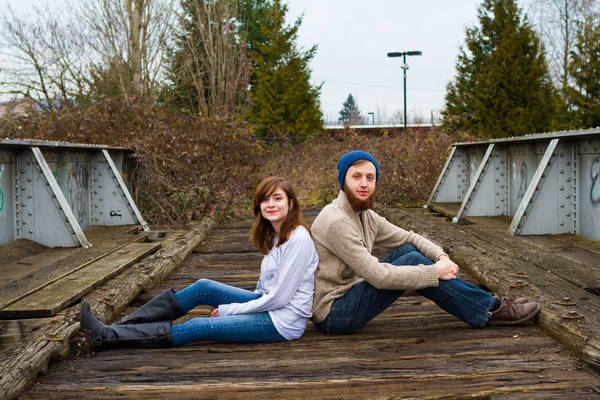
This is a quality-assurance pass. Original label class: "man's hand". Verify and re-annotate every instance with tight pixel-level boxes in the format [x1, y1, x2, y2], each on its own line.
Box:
[210, 308, 220, 317]
[435, 258, 459, 280]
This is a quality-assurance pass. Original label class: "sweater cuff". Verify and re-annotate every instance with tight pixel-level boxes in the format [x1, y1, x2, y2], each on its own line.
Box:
[218, 304, 231, 316]
[422, 265, 439, 288]
[432, 250, 448, 261]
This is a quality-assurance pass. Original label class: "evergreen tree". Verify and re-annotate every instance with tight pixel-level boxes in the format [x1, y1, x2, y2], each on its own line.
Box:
[338, 93, 365, 125]
[238, 0, 272, 60]
[567, 15, 600, 128]
[443, 0, 557, 138]
[249, 0, 323, 137]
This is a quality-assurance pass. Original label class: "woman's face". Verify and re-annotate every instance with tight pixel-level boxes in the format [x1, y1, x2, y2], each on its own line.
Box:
[260, 186, 291, 230]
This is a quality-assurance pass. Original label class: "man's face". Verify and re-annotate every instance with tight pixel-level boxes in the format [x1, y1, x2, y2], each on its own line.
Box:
[344, 161, 377, 202]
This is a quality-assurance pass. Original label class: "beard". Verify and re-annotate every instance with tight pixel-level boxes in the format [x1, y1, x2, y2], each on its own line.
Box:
[344, 185, 376, 213]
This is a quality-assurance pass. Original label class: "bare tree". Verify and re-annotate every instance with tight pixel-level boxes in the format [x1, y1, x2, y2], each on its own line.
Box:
[167, 0, 251, 116]
[0, 0, 177, 108]
[0, 4, 92, 109]
[410, 108, 425, 126]
[528, 0, 598, 96]
[390, 109, 404, 126]
[75, 0, 177, 103]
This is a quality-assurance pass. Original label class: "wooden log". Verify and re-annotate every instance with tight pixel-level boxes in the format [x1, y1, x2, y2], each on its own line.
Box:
[1, 242, 161, 318]
[0, 217, 216, 400]
[376, 204, 600, 370]
[0, 315, 60, 353]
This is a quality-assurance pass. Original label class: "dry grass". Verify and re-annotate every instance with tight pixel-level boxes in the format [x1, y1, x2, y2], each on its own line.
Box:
[1, 102, 473, 225]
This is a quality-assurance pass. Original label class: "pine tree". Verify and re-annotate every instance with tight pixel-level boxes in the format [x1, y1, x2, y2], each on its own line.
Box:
[249, 0, 323, 137]
[338, 93, 365, 125]
[443, 0, 557, 138]
[567, 15, 600, 128]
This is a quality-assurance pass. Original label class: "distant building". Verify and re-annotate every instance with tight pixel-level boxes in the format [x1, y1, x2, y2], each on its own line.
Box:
[0, 99, 35, 118]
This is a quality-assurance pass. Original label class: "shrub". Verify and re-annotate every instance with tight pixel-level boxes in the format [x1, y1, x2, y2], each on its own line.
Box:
[1, 103, 472, 225]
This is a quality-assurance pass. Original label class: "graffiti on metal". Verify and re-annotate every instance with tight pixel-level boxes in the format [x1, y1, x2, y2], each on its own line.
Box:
[517, 162, 528, 200]
[592, 158, 600, 205]
[68, 163, 89, 223]
[0, 167, 4, 212]
[109, 209, 122, 218]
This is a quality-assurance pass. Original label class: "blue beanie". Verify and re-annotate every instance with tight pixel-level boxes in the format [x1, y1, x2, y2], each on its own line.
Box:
[337, 150, 380, 189]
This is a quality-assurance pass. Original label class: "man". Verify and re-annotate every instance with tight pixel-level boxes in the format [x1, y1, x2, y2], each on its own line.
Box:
[311, 150, 540, 335]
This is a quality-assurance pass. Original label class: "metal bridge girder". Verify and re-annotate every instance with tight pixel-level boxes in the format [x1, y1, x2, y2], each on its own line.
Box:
[509, 139, 576, 236]
[428, 146, 468, 204]
[16, 147, 90, 248]
[454, 144, 509, 221]
[429, 129, 600, 240]
[90, 150, 149, 230]
[0, 139, 148, 247]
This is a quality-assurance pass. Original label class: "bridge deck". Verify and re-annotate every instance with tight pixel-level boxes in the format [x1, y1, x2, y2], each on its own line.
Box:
[18, 211, 600, 399]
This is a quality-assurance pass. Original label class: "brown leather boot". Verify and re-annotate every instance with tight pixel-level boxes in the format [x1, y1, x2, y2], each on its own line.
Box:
[487, 297, 540, 325]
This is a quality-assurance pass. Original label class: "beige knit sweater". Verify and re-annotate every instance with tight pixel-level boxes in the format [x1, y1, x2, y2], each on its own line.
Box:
[311, 191, 446, 323]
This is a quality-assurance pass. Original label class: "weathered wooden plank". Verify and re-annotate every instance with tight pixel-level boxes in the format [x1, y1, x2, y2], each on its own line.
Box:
[0, 230, 149, 310]
[0, 217, 217, 400]
[1, 242, 161, 319]
[460, 217, 600, 293]
[377, 205, 600, 370]
[0, 226, 142, 285]
[429, 201, 461, 217]
[0, 247, 75, 283]
[0, 239, 47, 267]
[21, 300, 600, 399]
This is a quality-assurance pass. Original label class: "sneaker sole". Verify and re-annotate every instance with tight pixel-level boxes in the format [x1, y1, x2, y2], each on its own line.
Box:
[487, 303, 541, 326]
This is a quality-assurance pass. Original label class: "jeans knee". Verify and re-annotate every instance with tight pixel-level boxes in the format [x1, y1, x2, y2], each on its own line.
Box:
[192, 278, 214, 291]
[399, 244, 418, 253]
[402, 251, 430, 266]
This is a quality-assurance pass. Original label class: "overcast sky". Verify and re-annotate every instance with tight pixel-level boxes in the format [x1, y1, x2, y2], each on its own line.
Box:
[0, 0, 537, 124]
[285, 0, 484, 124]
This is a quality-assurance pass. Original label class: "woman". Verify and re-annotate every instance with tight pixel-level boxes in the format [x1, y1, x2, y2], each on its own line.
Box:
[80, 176, 319, 350]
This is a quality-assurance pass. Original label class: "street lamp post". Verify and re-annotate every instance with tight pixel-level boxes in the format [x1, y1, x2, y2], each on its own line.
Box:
[387, 51, 422, 129]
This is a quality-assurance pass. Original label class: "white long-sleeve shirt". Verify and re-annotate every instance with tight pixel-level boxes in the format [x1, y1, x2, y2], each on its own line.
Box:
[218, 226, 319, 340]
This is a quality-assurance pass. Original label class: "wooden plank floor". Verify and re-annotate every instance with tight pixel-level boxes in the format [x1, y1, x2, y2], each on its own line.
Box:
[0, 226, 154, 353]
[20, 213, 600, 399]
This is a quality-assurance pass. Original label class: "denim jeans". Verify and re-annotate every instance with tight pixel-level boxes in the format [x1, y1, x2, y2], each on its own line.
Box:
[314, 244, 494, 335]
[171, 278, 287, 346]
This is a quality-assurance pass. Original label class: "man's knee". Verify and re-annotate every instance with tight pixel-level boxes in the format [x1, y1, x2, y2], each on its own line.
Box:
[396, 243, 418, 253]
[314, 318, 362, 335]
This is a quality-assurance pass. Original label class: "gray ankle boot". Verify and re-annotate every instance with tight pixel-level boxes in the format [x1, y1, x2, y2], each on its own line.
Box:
[80, 300, 173, 351]
[114, 288, 186, 325]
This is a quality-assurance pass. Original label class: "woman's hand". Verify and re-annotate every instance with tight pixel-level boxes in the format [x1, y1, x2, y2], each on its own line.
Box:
[435, 258, 459, 280]
[210, 309, 220, 317]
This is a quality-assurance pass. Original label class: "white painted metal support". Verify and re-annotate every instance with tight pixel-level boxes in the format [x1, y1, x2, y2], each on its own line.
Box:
[428, 129, 600, 240]
[508, 139, 577, 235]
[428, 146, 469, 204]
[17, 147, 90, 248]
[90, 150, 149, 231]
[454, 144, 510, 221]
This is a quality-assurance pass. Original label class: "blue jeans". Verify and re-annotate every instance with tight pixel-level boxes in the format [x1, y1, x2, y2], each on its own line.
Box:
[170, 279, 287, 346]
[314, 244, 494, 335]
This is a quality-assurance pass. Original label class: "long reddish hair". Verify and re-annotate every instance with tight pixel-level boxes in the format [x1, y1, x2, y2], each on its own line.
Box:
[250, 176, 308, 254]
